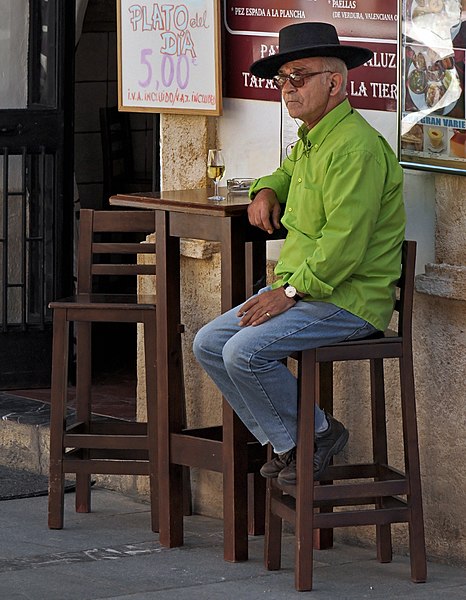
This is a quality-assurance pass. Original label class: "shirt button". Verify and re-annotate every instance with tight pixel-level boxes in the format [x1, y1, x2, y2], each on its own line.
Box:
[314, 144, 319, 149]
[288, 207, 292, 212]
[297, 177, 302, 183]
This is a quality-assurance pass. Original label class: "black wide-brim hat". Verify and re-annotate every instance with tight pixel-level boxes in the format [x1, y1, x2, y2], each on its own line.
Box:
[250, 22, 373, 78]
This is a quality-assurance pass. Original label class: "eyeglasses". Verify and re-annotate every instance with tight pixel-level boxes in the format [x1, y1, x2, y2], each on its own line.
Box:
[273, 70, 332, 89]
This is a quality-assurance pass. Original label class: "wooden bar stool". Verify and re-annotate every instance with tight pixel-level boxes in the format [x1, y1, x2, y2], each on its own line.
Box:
[48, 209, 158, 532]
[264, 240, 427, 591]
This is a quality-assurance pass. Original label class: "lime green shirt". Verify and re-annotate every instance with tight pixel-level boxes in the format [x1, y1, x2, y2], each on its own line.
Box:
[249, 99, 405, 331]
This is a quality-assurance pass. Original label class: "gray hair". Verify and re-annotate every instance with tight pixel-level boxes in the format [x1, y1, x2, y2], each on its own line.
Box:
[319, 56, 348, 89]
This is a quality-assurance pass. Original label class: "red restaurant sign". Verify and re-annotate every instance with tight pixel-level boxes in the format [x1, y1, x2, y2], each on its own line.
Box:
[223, 0, 398, 112]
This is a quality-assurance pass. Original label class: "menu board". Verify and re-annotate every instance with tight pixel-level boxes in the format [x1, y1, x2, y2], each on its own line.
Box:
[224, 0, 398, 112]
[117, 0, 222, 115]
[399, 0, 466, 173]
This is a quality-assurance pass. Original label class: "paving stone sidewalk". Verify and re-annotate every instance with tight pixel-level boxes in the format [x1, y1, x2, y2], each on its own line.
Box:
[0, 488, 465, 600]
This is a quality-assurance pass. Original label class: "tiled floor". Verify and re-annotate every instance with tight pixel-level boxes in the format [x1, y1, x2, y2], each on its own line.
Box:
[1, 367, 137, 424]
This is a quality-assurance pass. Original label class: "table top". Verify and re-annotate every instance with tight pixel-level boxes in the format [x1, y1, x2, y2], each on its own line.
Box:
[110, 188, 251, 217]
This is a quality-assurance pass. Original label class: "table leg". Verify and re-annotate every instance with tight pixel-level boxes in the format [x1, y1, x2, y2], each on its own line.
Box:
[221, 218, 250, 561]
[156, 210, 185, 548]
[246, 237, 267, 537]
[245, 240, 267, 296]
[314, 361, 334, 550]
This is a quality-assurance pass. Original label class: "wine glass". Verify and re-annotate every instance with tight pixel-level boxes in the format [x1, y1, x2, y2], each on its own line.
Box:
[207, 149, 225, 201]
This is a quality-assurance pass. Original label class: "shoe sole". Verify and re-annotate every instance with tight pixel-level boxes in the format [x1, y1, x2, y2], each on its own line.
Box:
[259, 469, 280, 479]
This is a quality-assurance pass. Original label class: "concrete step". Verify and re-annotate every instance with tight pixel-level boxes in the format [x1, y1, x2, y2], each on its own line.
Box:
[0, 392, 149, 499]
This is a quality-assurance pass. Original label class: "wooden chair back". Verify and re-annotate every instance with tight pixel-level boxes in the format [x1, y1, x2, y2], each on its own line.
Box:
[395, 240, 416, 340]
[77, 209, 156, 295]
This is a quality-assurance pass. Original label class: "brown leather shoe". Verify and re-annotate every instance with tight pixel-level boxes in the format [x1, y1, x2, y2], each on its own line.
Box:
[260, 448, 296, 479]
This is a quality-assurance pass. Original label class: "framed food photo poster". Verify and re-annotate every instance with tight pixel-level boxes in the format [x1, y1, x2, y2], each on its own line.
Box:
[399, 0, 466, 173]
[117, 0, 222, 115]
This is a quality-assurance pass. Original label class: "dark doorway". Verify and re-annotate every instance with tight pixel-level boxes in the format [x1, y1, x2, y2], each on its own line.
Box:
[0, 0, 75, 389]
[0, 0, 159, 392]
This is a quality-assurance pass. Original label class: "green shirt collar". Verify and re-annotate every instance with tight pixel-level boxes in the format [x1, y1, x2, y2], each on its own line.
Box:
[298, 98, 354, 150]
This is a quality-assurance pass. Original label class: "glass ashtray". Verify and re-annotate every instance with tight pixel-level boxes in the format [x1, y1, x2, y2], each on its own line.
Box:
[227, 178, 254, 193]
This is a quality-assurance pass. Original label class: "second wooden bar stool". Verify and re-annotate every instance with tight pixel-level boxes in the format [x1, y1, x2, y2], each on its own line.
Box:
[48, 209, 158, 532]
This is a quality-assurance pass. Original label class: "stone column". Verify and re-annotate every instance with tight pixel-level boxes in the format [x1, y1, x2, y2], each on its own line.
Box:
[136, 114, 226, 516]
[411, 174, 466, 563]
[159, 114, 216, 190]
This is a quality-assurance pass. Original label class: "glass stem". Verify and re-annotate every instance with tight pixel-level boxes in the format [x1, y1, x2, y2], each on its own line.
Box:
[214, 179, 219, 197]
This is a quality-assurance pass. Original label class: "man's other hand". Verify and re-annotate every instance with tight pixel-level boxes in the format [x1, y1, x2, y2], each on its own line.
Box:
[248, 188, 281, 234]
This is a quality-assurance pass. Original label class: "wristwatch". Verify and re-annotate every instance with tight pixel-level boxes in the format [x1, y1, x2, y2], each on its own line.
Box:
[283, 283, 302, 302]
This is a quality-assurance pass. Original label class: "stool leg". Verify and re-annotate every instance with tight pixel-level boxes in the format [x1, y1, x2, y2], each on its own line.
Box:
[295, 349, 317, 591]
[248, 471, 266, 536]
[156, 210, 184, 548]
[264, 446, 282, 570]
[399, 354, 427, 582]
[178, 359, 192, 518]
[247, 441, 267, 536]
[48, 309, 68, 529]
[223, 402, 249, 561]
[314, 361, 334, 551]
[144, 315, 159, 533]
[246, 238, 267, 537]
[75, 321, 92, 513]
[370, 358, 393, 563]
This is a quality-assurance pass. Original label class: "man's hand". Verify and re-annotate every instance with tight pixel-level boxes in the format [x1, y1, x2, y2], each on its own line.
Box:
[237, 288, 296, 327]
[248, 188, 282, 234]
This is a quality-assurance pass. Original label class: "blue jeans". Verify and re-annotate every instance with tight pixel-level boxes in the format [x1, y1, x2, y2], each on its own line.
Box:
[193, 289, 377, 454]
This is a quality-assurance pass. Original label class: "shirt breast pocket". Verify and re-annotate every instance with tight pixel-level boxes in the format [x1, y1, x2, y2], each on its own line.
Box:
[300, 181, 326, 236]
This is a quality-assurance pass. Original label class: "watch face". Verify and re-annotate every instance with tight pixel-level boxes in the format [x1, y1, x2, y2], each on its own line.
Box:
[285, 285, 297, 298]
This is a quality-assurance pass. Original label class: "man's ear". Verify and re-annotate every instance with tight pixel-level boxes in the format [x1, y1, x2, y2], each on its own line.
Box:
[329, 72, 344, 95]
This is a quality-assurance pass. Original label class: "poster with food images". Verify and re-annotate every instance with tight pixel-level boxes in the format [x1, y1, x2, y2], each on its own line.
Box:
[399, 0, 466, 173]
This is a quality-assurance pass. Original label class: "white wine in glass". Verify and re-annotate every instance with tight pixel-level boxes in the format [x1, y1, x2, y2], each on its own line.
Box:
[207, 149, 225, 201]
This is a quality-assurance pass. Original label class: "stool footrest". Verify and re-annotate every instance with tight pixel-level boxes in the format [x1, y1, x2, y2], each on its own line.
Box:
[65, 422, 149, 450]
[170, 427, 266, 473]
[64, 433, 148, 450]
[271, 492, 409, 529]
[67, 421, 148, 434]
[171, 432, 223, 471]
[275, 463, 409, 504]
[315, 478, 408, 503]
[62, 454, 150, 475]
[64, 447, 148, 461]
[319, 463, 405, 481]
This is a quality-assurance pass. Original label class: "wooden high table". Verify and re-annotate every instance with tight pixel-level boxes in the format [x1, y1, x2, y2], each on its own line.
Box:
[110, 188, 274, 561]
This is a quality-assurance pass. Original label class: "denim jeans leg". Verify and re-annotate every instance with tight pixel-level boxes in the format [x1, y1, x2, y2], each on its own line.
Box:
[193, 294, 377, 454]
[193, 304, 270, 445]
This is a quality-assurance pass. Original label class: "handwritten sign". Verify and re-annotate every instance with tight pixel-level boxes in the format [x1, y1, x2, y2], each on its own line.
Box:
[117, 0, 222, 115]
